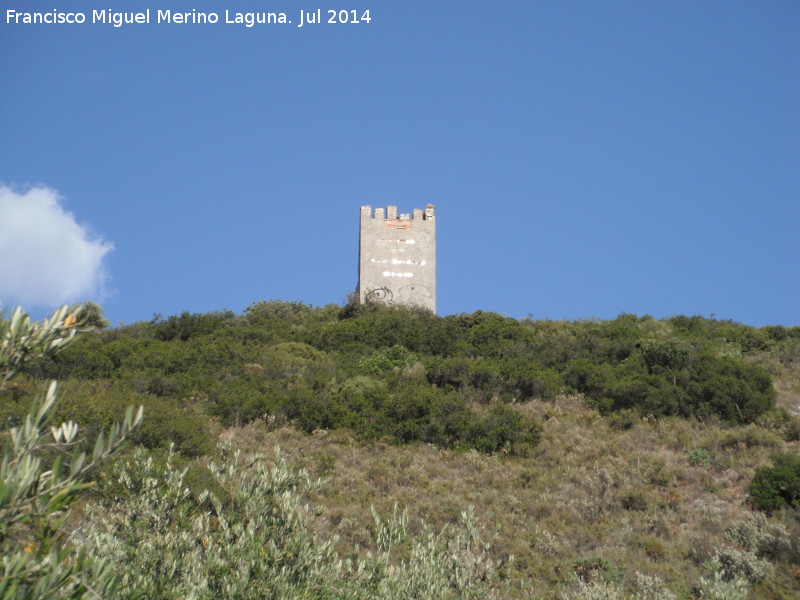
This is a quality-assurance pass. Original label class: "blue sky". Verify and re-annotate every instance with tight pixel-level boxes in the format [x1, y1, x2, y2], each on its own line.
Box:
[1, 1, 798, 326]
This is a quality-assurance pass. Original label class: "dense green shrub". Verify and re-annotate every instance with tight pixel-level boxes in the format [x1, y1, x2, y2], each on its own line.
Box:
[325, 304, 452, 355]
[360, 345, 418, 375]
[589, 348, 775, 423]
[685, 354, 775, 422]
[464, 312, 529, 357]
[23, 303, 783, 457]
[49, 380, 213, 457]
[130, 396, 213, 456]
[564, 358, 612, 397]
[749, 452, 800, 513]
[209, 375, 279, 426]
[467, 402, 542, 455]
[151, 310, 236, 341]
[638, 339, 690, 373]
[385, 382, 448, 443]
[427, 355, 560, 402]
[26, 334, 115, 380]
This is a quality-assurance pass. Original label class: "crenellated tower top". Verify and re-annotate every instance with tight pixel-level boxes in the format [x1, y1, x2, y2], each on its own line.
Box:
[360, 205, 435, 221]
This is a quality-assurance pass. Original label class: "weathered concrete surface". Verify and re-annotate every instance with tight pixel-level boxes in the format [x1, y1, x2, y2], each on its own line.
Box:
[357, 205, 436, 313]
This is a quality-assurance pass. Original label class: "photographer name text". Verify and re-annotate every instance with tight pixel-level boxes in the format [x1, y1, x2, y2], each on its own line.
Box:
[5, 8, 373, 28]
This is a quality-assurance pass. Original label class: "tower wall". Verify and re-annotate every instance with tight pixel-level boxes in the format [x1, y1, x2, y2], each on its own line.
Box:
[357, 204, 436, 313]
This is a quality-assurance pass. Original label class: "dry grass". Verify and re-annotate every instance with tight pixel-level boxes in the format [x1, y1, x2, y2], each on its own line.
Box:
[221, 389, 800, 599]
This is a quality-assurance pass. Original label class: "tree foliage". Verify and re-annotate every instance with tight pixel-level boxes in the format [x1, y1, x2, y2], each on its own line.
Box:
[0, 304, 141, 599]
[77, 445, 504, 600]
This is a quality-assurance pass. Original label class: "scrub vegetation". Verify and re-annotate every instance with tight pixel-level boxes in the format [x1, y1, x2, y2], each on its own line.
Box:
[2, 301, 799, 598]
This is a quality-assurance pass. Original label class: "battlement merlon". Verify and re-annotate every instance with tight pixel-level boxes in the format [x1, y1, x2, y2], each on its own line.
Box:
[360, 205, 436, 221]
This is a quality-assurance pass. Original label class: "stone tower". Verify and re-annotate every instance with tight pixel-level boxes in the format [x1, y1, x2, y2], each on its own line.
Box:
[357, 204, 436, 313]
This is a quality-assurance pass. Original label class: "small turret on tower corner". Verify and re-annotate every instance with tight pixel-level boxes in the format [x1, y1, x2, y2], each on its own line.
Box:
[357, 204, 436, 313]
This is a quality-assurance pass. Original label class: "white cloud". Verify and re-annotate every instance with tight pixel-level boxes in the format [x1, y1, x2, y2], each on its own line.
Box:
[0, 184, 114, 308]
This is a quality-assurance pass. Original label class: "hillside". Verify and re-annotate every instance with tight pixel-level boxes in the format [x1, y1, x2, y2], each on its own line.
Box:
[2, 301, 799, 599]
